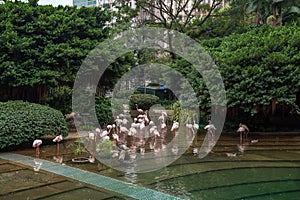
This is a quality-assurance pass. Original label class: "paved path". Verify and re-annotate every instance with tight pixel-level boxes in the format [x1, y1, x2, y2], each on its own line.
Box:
[0, 153, 182, 200]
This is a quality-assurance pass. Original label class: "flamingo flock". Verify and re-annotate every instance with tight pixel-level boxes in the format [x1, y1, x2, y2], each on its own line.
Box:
[87, 105, 200, 161]
[32, 111, 255, 165]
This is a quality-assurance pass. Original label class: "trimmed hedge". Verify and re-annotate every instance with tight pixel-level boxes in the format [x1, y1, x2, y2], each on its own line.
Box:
[129, 94, 160, 111]
[0, 101, 68, 149]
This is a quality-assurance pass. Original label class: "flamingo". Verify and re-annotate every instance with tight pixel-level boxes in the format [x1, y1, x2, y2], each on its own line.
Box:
[204, 123, 216, 135]
[186, 123, 194, 135]
[32, 139, 42, 158]
[161, 122, 167, 129]
[135, 104, 144, 114]
[192, 147, 198, 155]
[171, 121, 179, 137]
[204, 122, 216, 151]
[88, 155, 95, 163]
[95, 128, 101, 133]
[115, 116, 123, 129]
[95, 128, 101, 141]
[149, 126, 158, 150]
[158, 111, 167, 123]
[88, 132, 95, 140]
[149, 120, 155, 126]
[237, 123, 249, 144]
[120, 126, 129, 143]
[122, 118, 129, 126]
[107, 125, 112, 129]
[53, 135, 63, 156]
[193, 121, 199, 131]
[112, 133, 119, 146]
[100, 130, 108, 138]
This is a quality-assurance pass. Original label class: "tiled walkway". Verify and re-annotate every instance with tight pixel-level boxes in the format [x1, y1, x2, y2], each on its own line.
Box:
[0, 153, 182, 200]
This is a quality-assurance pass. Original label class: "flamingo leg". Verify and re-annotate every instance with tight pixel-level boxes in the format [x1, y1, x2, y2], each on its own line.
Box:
[240, 133, 242, 144]
[56, 143, 60, 156]
[36, 147, 40, 158]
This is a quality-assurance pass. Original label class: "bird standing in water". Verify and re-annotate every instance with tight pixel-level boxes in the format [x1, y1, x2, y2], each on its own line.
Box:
[204, 121, 216, 152]
[32, 139, 42, 158]
[53, 135, 63, 156]
[237, 123, 249, 144]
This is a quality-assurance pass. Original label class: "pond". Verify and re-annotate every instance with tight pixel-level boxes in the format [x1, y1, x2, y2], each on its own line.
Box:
[10, 133, 300, 200]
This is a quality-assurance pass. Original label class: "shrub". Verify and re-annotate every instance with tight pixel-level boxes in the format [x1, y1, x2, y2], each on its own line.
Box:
[95, 96, 113, 127]
[129, 94, 160, 111]
[0, 101, 68, 149]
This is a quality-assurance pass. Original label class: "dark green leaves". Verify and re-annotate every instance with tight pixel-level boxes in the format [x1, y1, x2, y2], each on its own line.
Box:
[0, 101, 68, 149]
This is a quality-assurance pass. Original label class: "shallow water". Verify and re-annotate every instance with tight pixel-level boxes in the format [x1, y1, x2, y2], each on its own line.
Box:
[11, 133, 300, 200]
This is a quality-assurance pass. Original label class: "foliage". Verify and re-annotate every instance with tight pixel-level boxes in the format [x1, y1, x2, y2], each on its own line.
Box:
[129, 94, 160, 111]
[0, 100, 68, 149]
[97, 139, 113, 154]
[46, 85, 72, 114]
[70, 138, 87, 156]
[171, 101, 197, 124]
[95, 96, 113, 127]
[202, 24, 300, 128]
[80, 125, 95, 131]
[171, 101, 181, 122]
[227, 0, 300, 26]
[0, 1, 115, 103]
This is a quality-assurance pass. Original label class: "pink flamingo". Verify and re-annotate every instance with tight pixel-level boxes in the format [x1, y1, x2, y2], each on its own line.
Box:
[32, 139, 42, 158]
[53, 135, 63, 156]
[204, 122, 216, 151]
[171, 121, 179, 138]
[135, 104, 144, 114]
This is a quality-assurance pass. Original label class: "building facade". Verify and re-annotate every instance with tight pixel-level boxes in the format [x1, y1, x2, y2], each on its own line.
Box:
[73, 0, 98, 8]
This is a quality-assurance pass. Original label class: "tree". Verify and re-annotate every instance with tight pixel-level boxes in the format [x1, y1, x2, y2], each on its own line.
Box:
[201, 24, 300, 129]
[0, 1, 119, 108]
[136, 0, 225, 32]
[228, 0, 300, 26]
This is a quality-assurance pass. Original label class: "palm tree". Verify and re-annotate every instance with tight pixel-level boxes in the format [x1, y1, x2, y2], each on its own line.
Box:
[228, 0, 300, 26]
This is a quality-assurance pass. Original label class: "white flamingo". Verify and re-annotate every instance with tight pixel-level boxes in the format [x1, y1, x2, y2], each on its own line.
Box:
[193, 121, 199, 131]
[120, 126, 129, 143]
[112, 133, 119, 146]
[204, 122, 216, 151]
[32, 139, 42, 158]
[53, 135, 63, 155]
[171, 121, 179, 137]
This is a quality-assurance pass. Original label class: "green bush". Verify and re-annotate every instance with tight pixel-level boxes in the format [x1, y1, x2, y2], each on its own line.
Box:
[0, 101, 68, 149]
[95, 96, 113, 127]
[129, 94, 160, 111]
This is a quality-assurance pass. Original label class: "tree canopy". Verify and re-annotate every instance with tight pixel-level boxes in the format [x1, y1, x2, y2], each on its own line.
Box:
[0, 1, 113, 104]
